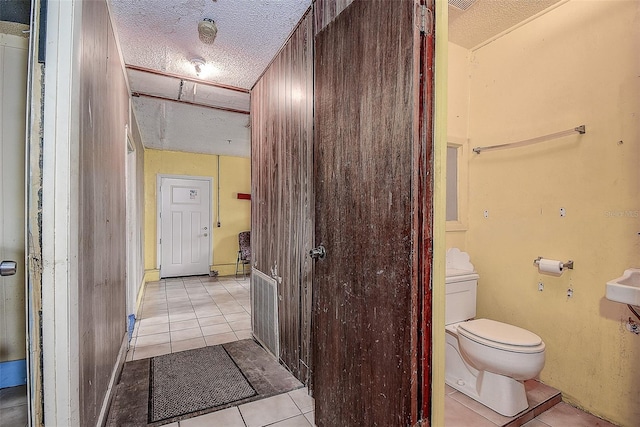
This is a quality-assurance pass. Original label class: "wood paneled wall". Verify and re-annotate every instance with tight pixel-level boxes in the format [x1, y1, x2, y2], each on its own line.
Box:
[313, 0, 356, 34]
[77, 1, 129, 424]
[251, 9, 314, 381]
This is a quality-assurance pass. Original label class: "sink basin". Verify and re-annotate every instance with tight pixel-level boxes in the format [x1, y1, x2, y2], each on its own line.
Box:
[606, 268, 640, 306]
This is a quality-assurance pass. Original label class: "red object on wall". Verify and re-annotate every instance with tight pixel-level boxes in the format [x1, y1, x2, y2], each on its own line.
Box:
[237, 193, 251, 200]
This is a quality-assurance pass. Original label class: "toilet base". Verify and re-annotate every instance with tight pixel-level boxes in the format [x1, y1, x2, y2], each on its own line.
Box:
[446, 332, 529, 417]
[477, 371, 528, 416]
[446, 368, 529, 417]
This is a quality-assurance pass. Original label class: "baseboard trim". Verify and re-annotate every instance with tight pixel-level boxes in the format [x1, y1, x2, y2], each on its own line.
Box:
[96, 333, 128, 427]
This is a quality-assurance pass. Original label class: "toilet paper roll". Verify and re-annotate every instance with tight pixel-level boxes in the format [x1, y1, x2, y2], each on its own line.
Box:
[538, 259, 564, 274]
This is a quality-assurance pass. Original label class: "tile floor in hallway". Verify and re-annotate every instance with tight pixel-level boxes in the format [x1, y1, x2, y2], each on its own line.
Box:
[128, 275, 254, 361]
[129, 275, 316, 426]
[0, 276, 619, 427]
[130, 275, 617, 427]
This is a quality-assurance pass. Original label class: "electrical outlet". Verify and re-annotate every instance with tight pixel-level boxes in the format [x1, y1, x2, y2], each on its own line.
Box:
[567, 288, 573, 298]
[538, 282, 544, 292]
[483, 210, 489, 218]
[560, 207, 566, 217]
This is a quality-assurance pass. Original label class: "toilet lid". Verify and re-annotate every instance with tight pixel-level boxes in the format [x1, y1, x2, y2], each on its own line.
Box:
[458, 318, 543, 347]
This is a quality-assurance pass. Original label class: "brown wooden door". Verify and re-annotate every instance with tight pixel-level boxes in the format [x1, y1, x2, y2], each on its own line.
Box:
[312, 0, 435, 426]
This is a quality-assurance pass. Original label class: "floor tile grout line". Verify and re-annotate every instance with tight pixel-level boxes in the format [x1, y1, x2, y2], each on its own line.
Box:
[133, 278, 250, 357]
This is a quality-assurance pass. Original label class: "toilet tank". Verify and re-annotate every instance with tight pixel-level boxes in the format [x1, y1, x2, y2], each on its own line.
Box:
[445, 248, 478, 325]
[445, 271, 478, 325]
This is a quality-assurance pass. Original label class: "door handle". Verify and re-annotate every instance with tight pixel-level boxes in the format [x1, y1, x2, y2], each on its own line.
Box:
[309, 246, 326, 260]
[0, 260, 17, 276]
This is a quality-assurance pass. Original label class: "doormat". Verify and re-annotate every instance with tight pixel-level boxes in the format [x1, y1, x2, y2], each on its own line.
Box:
[106, 339, 304, 426]
[148, 345, 256, 423]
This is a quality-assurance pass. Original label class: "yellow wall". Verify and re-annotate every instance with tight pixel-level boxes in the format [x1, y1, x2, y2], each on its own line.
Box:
[447, 42, 470, 140]
[446, 41, 470, 251]
[143, 149, 251, 279]
[463, 1, 639, 425]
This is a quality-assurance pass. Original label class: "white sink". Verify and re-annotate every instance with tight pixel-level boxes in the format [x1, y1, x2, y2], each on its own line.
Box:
[606, 268, 640, 307]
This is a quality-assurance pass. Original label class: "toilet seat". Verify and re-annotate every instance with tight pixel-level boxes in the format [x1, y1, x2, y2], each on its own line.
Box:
[458, 319, 545, 354]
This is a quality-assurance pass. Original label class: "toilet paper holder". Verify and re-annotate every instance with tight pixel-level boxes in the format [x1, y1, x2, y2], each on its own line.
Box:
[533, 256, 574, 270]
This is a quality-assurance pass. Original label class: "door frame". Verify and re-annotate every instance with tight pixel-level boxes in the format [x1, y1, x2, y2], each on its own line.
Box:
[156, 174, 213, 277]
[36, 0, 83, 424]
[125, 125, 143, 316]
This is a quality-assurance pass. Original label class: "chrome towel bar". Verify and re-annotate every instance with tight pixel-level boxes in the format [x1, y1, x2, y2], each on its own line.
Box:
[473, 125, 585, 154]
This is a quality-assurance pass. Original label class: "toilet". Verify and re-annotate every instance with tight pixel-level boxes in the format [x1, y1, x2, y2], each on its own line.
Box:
[445, 248, 546, 417]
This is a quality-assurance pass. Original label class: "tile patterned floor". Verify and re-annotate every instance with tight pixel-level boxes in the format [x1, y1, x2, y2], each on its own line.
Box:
[129, 275, 316, 426]
[445, 380, 561, 427]
[127, 275, 253, 362]
[131, 275, 618, 427]
[2, 275, 619, 427]
[444, 381, 618, 427]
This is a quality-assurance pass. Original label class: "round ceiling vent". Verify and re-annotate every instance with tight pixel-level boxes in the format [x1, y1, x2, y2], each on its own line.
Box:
[198, 18, 217, 44]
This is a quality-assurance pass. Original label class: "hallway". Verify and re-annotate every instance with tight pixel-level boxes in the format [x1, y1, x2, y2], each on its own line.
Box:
[128, 275, 252, 360]
[120, 275, 315, 426]
[121, 276, 615, 427]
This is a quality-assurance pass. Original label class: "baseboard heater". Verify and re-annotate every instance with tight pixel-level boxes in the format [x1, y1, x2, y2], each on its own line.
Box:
[251, 268, 280, 358]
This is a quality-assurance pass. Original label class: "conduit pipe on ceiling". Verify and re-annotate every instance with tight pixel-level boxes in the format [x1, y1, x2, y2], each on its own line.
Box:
[131, 91, 249, 115]
[125, 64, 249, 94]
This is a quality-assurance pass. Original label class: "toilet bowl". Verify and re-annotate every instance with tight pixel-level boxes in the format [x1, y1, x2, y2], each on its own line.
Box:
[445, 248, 546, 417]
[458, 318, 545, 380]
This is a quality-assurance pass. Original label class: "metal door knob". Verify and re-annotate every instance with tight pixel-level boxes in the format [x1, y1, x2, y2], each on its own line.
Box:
[309, 246, 326, 260]
[0, 261, 17, 276]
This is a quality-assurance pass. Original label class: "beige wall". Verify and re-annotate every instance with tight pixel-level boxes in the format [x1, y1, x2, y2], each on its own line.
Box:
[143, 149, 251, 279]
[446, 41, 470, 250]
[462, 1, 639, 425]
[0, 32, 28, 365]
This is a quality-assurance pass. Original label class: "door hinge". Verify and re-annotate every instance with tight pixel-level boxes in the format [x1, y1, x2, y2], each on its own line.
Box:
[420, 5, 433, 35]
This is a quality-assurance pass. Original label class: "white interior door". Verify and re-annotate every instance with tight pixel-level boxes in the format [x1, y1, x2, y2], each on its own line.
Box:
[159, 176, 212, 278]
[0, 34, 28, 387]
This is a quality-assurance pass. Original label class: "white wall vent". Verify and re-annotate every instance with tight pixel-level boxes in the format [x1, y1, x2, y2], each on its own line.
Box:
[449, 0, 479, 11]
[251, 268, 279, 358]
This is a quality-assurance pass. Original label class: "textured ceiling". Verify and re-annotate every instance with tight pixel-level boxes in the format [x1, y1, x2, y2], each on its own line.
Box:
[107, 0, 563, 157]
[134, 96, 252, 157]
[109, 0, 311, 89]
[127, 68, 250, 112]
[109, 0, 311, 158]
[449, 0, 563, 49]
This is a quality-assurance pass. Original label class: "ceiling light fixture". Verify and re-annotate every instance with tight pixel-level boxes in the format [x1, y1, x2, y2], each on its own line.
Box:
[191, 58, 206, 76]
[198, 18, 218, 44]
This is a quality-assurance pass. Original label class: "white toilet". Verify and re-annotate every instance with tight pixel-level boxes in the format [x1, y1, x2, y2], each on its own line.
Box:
[445, 248, 546, 417]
